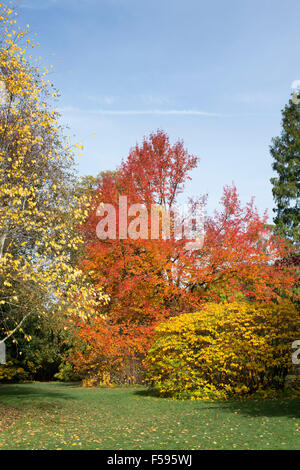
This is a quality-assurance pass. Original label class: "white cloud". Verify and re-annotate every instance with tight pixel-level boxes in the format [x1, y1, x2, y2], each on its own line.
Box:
[20, 0, 59, 10]
[59, 106, 229, 117]
[291, 80, 300, 91]
[103, 96, 115, 105]
[85, 95, 116, 106]
[139, 94, 171, 106]
[19, 0, 94, 10]
[234, 91, 278, 105]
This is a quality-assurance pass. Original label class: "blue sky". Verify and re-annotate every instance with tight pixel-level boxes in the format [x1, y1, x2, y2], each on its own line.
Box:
[18, 0, 300, 215]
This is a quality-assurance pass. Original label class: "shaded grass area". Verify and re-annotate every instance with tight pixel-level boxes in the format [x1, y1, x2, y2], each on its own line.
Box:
[0, 382, 299, 450]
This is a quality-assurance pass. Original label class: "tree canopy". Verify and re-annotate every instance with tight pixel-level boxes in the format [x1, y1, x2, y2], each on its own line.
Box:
[270, 99, 300, 243]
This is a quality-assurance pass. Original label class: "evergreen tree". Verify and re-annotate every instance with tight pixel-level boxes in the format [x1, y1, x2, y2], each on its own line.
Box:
[270, 98, 300, 243]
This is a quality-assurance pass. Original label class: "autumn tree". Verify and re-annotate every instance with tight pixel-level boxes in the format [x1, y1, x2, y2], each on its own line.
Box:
[0, 4, 105, 346]
[71, 131, 297, 385]
[71, 131, 199, 384]
[119, 130, 198, 207]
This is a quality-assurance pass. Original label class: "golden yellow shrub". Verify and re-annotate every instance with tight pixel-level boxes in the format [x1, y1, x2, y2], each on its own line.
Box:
[145, 302, 300, 399]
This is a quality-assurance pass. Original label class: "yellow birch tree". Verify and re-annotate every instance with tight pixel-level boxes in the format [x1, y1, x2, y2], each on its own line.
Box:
[0, 3, 106, 345]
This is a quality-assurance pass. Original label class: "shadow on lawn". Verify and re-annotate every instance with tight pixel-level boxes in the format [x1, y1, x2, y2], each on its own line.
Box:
[0, 384, 75, 403]
[133, 388, 160, 398]
[135, 388, 300, 419]
[220, 397, 300, 419]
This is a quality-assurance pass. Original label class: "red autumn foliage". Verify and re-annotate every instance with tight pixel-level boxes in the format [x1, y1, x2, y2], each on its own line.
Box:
[185, 185, 297, 302]
[70, 131, 298, 384]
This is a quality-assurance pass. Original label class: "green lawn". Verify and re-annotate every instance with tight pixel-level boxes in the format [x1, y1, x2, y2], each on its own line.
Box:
[0, 382, 299, 450]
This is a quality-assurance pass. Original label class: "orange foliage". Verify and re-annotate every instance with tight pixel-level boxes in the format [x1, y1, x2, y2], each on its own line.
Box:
[70, 131, 298, 384]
